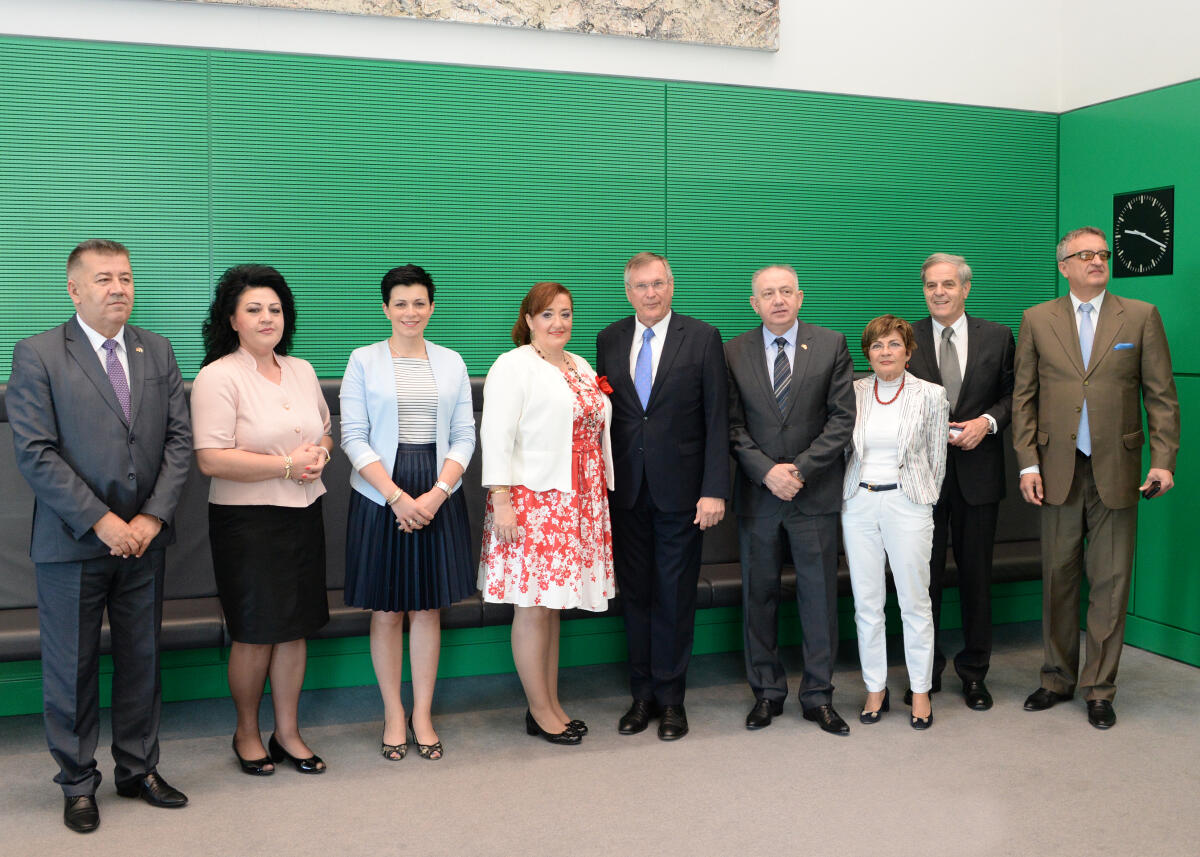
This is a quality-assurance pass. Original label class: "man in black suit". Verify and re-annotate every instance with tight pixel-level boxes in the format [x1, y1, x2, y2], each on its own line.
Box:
[906, 253, 1014, 711]
[596, 251, 729, 740]
[725, 265, 855, 735]
[8, 240, 192, 833]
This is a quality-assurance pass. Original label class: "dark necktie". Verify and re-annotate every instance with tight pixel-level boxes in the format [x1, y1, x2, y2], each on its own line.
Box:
[773, 337, 790, 415]
[939, 326, 962, 412]
[102, 338, 131, 421]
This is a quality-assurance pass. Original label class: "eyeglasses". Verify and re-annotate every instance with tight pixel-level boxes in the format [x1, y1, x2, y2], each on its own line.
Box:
[629, 279, 669, 292]
[1061, 249, 1112, 262]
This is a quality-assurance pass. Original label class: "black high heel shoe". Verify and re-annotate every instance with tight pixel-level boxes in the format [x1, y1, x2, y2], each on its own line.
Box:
[525, 709, 581, 745]
[859, 688, 890, 725]
[408, 716, 443, 760]
[268, 733, 326, 774]
[909, 694, 934, 730]
[566, 719, 588, 736]
[232, 735, 274, 776]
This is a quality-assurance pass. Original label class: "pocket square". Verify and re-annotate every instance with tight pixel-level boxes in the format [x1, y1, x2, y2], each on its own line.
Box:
[1113, 342, 1135, 351]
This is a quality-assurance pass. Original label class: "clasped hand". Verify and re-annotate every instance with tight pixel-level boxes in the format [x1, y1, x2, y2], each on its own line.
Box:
[95, 511, 162, 558]
[391, 489, 444, 534]
[288, 442, 328, 484]
[763, 463, 804, 501]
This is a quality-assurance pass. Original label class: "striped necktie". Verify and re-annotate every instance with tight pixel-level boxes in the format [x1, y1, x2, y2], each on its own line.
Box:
[773, 337, 790, 415]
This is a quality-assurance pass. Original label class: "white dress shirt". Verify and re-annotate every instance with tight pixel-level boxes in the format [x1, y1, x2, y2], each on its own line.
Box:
[75, 313, 129, 379]
[628, 311, 672, 384]
[761, 320, 798, 386]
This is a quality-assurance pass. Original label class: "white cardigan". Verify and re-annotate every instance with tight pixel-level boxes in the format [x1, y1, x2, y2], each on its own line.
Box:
[843, 371, 949, 505]
[480, 345, 614, 493]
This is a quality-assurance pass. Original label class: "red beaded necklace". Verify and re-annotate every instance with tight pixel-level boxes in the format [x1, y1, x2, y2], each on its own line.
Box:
[873, 374, 905, 405]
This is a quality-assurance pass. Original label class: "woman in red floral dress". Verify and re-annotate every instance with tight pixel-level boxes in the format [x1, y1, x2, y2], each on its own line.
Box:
[478, 282, 614, 745]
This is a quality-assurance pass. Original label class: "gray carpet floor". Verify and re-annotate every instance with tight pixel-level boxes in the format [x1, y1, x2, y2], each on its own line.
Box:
[1, 621, 1197, 857]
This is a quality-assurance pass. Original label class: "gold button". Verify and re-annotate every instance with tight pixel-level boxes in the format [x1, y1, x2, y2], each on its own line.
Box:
[294, 427, 301, 433]
[283, 403, 291, 410]
[1083, 381, 1089, 386]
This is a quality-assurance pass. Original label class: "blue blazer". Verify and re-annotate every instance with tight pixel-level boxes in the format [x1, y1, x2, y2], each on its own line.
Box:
[339, 339, 476, 505]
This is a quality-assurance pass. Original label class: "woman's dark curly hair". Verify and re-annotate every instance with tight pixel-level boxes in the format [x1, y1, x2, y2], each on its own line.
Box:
[201, 264, 296, 366]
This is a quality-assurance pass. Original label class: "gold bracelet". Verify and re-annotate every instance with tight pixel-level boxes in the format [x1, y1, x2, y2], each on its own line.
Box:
[282, 455, 293, 481]
[386, 488, 404, 506]
[488, 486, 510, 495]
[320, 447, 332, 464]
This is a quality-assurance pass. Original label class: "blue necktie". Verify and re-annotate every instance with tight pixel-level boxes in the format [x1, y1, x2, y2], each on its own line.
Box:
[634, 328, 654, 410]
[1077, 303, 1094, 456]
[773, 337, 790, 415]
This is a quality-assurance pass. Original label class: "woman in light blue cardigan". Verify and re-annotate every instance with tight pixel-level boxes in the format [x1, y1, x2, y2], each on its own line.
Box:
[340, 265, 476, 762]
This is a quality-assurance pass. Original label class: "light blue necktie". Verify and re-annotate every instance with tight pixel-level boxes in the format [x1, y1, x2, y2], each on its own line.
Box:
[634, 327, 654, 410]
[1077, 303, 1094, 456]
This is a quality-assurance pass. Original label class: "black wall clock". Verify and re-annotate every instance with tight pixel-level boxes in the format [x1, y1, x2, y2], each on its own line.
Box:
[1113, 186, 1173, 277]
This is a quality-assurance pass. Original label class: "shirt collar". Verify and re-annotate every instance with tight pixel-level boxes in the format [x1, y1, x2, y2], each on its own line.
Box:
[761, 320, 799, 351]
[1070, 290, 1106, 315]
[634, 311, 672, 341]
[75, 313, 126, 354]
[930, 312, 967, 339]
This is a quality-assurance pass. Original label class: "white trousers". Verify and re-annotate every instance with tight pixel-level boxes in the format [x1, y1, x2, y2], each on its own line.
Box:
[842, 488, 935, 693]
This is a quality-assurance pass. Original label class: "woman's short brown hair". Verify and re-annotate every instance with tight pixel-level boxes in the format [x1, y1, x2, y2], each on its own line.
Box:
[512, 281, 573, 345]
[860, 314, 917, 359]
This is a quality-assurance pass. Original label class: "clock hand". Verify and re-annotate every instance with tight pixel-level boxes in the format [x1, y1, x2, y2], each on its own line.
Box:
[1123, 229, 1167, 250]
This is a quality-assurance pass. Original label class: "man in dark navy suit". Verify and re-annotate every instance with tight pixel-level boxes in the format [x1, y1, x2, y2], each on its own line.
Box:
[596, 251, 729, 741]
[907, 253, 1014, 711]
[8, 240, 192, 832]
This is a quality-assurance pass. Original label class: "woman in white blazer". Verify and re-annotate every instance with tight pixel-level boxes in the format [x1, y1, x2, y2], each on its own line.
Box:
[842, 315, 948, 730]
[340, 265, 476, 762]
[478, 282, 615, 745]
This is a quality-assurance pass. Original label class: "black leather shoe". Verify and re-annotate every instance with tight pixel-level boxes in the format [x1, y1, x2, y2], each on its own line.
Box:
[803, 704, 849, 736]
[1087, 700, 1116, 730]
[63, 795, 99, 833]
[115, 771, 188, 808]
[1023, 687, 1073, 711]
[618, 699, 656, 735]
[910, 707, 934, 730]
[525, 709, 582, 745]
[745, 698, 783, 730]
[859, 688, 890, 725]
[566, 719, 588, 736]
[903, 675, 942, 706]
[657, 705, 689, 740]
[268, 733, 326, 774]
[963, 680, 994, 711]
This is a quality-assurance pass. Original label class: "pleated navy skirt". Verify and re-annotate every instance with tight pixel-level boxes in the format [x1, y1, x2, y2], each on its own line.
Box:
[344, 442, 476, 612]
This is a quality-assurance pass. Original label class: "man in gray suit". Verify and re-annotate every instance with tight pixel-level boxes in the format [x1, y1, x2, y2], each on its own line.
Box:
[8, 240, 192, 833]
[726, 264, 855, 734]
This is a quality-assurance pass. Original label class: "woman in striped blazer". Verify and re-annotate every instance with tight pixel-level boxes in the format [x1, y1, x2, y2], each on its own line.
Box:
[842, 315, 948, 730]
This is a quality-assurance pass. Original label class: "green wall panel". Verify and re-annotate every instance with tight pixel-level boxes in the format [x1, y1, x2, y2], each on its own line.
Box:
[1059, 79, 1200, 374]
[206, 52, 666, 376]
[0, 38, 211, 377]
[664, 84, 1060, 360]
[1132, 376, 1199, 635]
[1060, 79, 1198, 662]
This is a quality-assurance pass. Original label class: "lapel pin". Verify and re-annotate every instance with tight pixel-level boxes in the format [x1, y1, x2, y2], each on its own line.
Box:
[800, 343, 808, 350]
[135, 346, 143, 353]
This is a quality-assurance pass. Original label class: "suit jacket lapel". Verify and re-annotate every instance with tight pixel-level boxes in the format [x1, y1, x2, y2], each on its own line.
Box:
[958, 315, 981, 392]
[912, 319, 941, 384]
[1048, 296, 1086, 376]
[125, 327, 145, 425]
[783, 323, 813, 421]
[744, 329, 776, 410]
[64, 317, 129, 426]
[608, 317, 640, 411]
[1086, 294, 1125, 379]
[896, 374, 920, 455]
[648, 315, 685, 410]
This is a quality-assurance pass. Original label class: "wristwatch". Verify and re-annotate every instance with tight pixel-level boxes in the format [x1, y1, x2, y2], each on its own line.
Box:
[435, 480, 452, 497]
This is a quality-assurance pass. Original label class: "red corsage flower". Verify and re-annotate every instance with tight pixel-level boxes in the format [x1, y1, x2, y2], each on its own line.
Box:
[596, 375, 614, 395]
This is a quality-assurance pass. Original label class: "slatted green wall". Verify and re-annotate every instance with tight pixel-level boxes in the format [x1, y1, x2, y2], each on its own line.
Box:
[0, 35, 1058, 380]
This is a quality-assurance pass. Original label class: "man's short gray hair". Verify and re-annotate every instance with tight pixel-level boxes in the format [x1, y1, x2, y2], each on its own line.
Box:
[1056, 226, 1108, 262]
[624, 251, 673, 287]
[751, 264, 799, 293]
[920, 253, 971, 285]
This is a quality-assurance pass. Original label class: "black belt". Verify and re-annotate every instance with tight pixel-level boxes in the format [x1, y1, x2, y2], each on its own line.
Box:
[859, 482, 898, 492]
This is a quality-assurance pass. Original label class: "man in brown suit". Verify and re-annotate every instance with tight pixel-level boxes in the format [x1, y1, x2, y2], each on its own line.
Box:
[1013, 225, 1180, 729]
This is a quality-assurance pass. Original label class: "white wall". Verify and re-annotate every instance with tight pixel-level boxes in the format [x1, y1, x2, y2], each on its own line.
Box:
[0, 0, 1196, 112]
